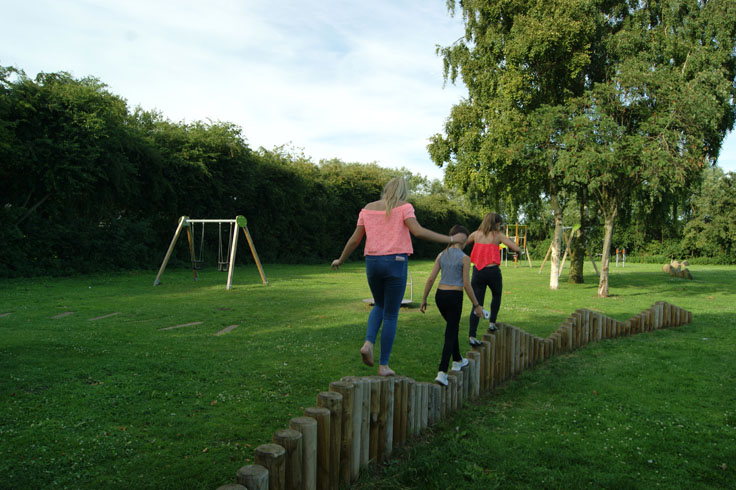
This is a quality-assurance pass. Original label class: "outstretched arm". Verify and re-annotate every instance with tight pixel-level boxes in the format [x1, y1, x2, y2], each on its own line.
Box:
[462, 256, 484, 318]
[420, 254, 442, 313]
[405, 217, 465, 244]
[499, 233, 522, 254]
[331, 225, 365, 270]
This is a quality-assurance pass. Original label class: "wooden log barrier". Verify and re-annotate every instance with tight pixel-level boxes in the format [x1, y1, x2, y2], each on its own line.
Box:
[328, 381, 354, 486]
[340, 376, 366, 479]
[254, 443, 286, 490]
[273, 429, 302, 490]
[303, 407, 329, 490]
[289, 417, 317, 490]
[316, 391, 342, 490]
[236, 465, 269, 490]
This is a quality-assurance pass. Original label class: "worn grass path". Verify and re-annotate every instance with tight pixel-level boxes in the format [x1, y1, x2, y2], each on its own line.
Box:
[1, 263, 734, 489]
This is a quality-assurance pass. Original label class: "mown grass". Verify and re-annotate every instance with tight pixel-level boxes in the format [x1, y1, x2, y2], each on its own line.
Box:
[1, 262, 734, 489]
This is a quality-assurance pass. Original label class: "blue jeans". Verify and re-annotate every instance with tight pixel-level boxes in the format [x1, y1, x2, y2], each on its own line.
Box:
[365, 254, 408, 365]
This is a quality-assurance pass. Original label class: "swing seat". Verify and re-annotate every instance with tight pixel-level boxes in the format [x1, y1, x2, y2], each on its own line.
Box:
[217, 261, 229, 272]
[192, 260, 204, 270]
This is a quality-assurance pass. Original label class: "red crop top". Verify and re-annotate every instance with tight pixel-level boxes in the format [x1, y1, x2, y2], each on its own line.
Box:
[470, 242, 501, 269]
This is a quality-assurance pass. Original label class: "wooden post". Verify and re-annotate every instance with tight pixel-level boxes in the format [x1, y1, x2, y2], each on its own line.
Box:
[430, 384, 441, 424]
[375, 377, 390, 462]
[406, 378, 416, 438]
[303, 407, 330, 490]
[153, 216, 187, 286]
[396, 377, 408, 447]
[273, 429, 302, 490]
[472, 340, 486, 391]
[480, 337, 492, 391]
[238, 216, 268, 285]
[365, 377, 381, 460]
[391, 377, 403, 447]
[383, 378, 395, 459]
[340, 376, 365, 480]
[329, 381, 354, 486]
[254, 443, 286, 490]
[289, 417, 317, 490]
[447, 371, 459, 412]
[422, 382, 430, 429]
[236, 465, 269, 490]
[440, 378, 448, 419]
[316, 391, 342, 490]
[467, 351, 481, 399]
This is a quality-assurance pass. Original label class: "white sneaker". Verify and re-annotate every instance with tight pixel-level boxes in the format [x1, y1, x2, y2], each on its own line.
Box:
[451, 358, 469, 371]
[434, 371, 448, 386]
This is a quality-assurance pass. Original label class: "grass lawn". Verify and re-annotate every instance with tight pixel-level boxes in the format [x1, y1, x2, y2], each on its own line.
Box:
[1, 261, 734, 489]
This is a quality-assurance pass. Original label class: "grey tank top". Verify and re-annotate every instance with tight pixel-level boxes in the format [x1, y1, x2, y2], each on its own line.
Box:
[439, 247, 465, 287]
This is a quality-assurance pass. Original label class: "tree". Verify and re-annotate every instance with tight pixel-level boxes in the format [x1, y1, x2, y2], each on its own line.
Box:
[558, 0, 736, 296]
[429, 0, 601, 290]
[432, 0, 736, 296]
[682, 167, 735, 262]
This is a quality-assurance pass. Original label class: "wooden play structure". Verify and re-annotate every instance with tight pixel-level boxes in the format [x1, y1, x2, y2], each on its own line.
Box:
[539, 225, 600, 276]
[216, 301, 692, 490]
[153, 215, 267, 290]
[502, 223, 532, 268]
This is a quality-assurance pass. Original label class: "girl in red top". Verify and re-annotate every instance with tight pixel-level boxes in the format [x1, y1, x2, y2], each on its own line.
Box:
[332, 177, 466, 376]
[465, 212, 522, 346]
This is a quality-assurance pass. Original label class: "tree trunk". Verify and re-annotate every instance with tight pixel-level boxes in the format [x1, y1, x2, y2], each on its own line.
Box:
[568, 196, 587, 284]
[549, 194, 563, 290]
[597, 208, 617, 297]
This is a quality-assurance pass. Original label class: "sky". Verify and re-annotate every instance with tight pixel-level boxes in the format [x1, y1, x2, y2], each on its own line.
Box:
[2, 0, 735, 181]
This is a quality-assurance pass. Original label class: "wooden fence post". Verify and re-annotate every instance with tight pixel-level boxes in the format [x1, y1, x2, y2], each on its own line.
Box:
[340, 376, 365, 480]
[273, 429, 302, 490]
[289, 417, 317, 490]
[236, 465, 269, 490]
[254, 443, 286, 490]
[316, 391, 342, 490]
[328, 381, 354, 486]
[303, 407, 329, 490]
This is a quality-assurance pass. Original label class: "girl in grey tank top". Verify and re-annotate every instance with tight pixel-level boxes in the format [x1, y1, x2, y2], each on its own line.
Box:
[420, 226, 485, 386]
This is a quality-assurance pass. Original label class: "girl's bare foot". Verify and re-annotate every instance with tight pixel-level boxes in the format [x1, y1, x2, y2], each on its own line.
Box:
[360, 341, 374, 367]
[377, 365, 395, 376]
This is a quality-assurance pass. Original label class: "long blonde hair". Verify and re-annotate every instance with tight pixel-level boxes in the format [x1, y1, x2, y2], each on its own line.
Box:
[478, 212, 503, 234]
[381, 177, 408, 216]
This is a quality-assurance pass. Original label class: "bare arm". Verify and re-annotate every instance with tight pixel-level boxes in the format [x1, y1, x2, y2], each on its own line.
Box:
[405, 217, 465, 244]
[420, 254, 442, 313]
[499, 233, 522, 254]
[465, 231, 477, 247]
[331, 225, 365, 269]
[462, 256, 485, 318]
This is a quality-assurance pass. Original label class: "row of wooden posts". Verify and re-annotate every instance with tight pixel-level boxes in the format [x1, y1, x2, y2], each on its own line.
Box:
[217, 301, 692, 490]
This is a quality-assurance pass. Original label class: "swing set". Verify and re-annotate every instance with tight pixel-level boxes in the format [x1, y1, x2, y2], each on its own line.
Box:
[153, 215, 267, 290]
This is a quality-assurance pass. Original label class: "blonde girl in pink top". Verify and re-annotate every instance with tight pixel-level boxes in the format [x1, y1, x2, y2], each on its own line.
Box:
[332, 177, 467, 376]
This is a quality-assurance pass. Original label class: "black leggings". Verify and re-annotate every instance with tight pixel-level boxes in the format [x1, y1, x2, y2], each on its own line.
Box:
[468, 265, 503, 338]
[435, 289, 463, 373]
